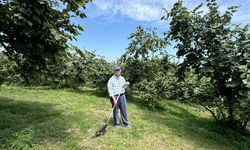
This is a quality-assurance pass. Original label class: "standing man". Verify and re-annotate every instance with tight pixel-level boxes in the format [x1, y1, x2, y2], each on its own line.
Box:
[107, 65, 131, 128]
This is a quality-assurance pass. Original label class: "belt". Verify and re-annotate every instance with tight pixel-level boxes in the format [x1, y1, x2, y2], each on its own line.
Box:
[114, 93, 125, 97]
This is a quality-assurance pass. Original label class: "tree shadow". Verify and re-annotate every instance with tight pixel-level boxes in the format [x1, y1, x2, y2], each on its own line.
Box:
[142, 101, 250, 149]
[21, 85, 109, 98]
[126, 93, 166, 112]
[0, 96, 70, 149]
[69, 88, 108, 98]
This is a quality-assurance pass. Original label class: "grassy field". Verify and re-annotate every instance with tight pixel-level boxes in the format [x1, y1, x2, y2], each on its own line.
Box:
[0, 85, 249, 150]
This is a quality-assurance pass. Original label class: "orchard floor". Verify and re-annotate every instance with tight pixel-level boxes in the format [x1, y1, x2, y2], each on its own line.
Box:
[0, 85, 249, 150]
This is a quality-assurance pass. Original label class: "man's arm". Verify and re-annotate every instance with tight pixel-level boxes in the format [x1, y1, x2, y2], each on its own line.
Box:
[107, 78, 117, 107]
[107, 78, 114, 97]
[111, 96, 116, 106]
[122, 76, 130, 88]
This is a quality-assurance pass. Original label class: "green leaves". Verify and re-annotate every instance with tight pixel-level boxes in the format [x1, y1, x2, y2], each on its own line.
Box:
[0, 0, 92, 80]
[121, 26, 169, 85]
[164, 0, 250, 130]
[239, 65, 248, 72]
[79, 13, 86, 19]
[77, 25, 84, 31]
[125, 26, 168, 60]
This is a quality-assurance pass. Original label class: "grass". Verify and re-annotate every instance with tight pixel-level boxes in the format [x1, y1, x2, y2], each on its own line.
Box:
[0, 85, 249, 150]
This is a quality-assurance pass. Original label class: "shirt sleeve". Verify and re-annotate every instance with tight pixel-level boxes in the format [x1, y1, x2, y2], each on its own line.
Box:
[121, 76, 126, 88]
[107, 77, 114, 97]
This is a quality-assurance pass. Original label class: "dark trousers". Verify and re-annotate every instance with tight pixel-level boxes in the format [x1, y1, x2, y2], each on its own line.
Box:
[110, 94, 129, 126]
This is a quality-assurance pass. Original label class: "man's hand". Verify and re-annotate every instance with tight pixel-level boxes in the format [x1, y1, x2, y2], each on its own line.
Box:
[112, 96, 117, 107]
[126, 81, 130, 85]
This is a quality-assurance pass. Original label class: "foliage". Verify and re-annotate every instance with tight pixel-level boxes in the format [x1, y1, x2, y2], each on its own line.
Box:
[0, 53, 12, 84]
[121, 26, 169, 85]
[62, 49, 112, 89]
[0, 53, 23, 85]
[0, 0, 92, 80]
[135, 68, 205, 108]
[36, 49, 112, 88]
[0, 49, 112, 89]
[120, 26, 189, 108]
[163, 0, 250, 130]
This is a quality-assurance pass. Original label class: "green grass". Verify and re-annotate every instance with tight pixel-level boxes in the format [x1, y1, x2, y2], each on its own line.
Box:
[0, 85, 249, 150]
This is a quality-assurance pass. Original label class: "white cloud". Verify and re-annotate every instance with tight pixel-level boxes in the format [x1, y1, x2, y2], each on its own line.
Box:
[119, 2, 161, 21]
[88, 0, 250, 25]
[92, 0, 175, 21]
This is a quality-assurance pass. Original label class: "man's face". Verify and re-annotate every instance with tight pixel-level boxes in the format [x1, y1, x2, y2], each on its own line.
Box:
[115, 69, 121, 76]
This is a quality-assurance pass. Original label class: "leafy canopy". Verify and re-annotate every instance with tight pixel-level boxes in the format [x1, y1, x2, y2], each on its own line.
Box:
[0, 0, 92, 74]
[163, 0, 250, 130]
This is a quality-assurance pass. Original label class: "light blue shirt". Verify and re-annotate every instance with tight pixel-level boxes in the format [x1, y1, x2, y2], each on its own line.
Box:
[107, 75, 126, 97]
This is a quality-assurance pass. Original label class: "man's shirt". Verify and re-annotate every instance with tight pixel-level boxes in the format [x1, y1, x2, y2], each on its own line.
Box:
[107, 75, 126, 97]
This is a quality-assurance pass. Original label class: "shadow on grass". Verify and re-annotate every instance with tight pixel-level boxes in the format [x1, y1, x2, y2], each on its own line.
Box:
[0, 97, 69, 149]
[117, 89, 250, 149]
[126, 93, 166, 112]
[69, 87, 108, 98]
[142, 101, 250, 149]
[22, 85, 109, 98]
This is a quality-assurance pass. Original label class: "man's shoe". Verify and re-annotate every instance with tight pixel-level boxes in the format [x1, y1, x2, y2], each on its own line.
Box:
[125, 125, 131, 129]
[114, 125, 120, 128]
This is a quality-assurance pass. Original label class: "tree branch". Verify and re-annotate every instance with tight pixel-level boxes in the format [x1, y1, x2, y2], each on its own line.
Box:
[201, 104, 219, 121]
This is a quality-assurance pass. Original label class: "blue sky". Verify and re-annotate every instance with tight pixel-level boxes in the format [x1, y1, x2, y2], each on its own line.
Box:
[71, 0, 250, 62]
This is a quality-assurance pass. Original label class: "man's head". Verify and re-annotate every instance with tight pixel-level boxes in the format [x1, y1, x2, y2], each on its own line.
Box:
[114, 65, 121, 77]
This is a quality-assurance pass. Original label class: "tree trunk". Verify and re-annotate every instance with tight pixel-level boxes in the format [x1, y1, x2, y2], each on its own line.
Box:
[227, 95, 236, 129]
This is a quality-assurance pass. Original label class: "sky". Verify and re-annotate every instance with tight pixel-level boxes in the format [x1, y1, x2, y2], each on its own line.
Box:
[71, 0, 250, 62]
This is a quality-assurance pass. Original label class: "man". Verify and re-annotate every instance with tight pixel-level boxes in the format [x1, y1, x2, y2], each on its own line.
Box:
[107, 65, 131, 128]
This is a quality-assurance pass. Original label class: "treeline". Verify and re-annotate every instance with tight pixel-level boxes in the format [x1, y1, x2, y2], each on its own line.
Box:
[0, 49, 112, 89]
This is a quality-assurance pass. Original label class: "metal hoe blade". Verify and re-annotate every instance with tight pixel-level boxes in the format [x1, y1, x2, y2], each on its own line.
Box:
[95, 124, 107, 137]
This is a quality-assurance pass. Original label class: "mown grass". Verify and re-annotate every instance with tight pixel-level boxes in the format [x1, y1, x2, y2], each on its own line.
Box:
[0, 85, 249, 150]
